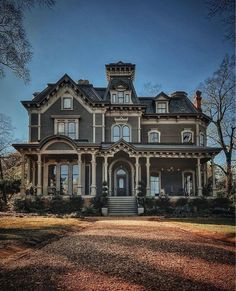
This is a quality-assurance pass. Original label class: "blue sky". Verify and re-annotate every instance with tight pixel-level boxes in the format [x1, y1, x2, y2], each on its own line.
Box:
[0, 0, 234, 141]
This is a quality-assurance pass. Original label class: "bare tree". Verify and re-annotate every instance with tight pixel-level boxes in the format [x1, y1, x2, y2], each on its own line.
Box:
[201, 55, 235, 195]
[0, 0, 55, 82]
[207, 0, 235, 43]
[0, 113, 14, 179]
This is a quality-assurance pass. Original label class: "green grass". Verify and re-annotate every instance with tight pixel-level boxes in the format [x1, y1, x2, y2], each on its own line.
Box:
[169, 217, 235, 236]
[0, 216, 90, 258]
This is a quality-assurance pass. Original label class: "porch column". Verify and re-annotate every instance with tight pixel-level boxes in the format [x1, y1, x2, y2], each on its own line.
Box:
[37, 153, 42, 195]
[90, 153, 96, 196]
[77, 153, 82, 195]
[26, 156, 30, 186]
[20, 153, 25, 195]
[197, 158, 202, 196]
[135, 156, 139, 196]
[146, 155, 151, 196]
[103, 155, 108, 183]
[211, 157, 217, 197]
[32, 160, 36, 186]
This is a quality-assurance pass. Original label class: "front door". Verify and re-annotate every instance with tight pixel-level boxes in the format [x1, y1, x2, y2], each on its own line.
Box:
[116, 168, 127, 196]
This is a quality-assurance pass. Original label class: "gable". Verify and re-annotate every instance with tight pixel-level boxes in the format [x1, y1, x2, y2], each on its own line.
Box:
[46, 142, 74, 151]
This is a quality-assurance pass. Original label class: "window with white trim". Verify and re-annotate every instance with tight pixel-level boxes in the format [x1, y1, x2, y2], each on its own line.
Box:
[182, 130, 194, 143]
[199, 132, 205, 146]
[148, 130, 160, 143]
[150, 173, 160, 196]
[156, 102, 168, 113]
[112, 124, 131, 142]
[110, 90, 131, 104]
[62, 97, 73, 110]
[55, 119, 78, 139]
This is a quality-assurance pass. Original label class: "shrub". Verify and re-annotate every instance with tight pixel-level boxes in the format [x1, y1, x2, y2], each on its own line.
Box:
[211, 197, 232, 209]
[174, 198, 189, 207]
[189, 197, 209, 212]
[144, 197, 156, 211]
[137, 181, 146, 207]
[13, 195, 84, 214]
[156, 196, 171, 210]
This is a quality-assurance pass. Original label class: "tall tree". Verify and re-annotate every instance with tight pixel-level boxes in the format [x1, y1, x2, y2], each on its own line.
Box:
[0, 113, 14, 180]
[201, 55, 235, 195]
[0, 0, 55, 82]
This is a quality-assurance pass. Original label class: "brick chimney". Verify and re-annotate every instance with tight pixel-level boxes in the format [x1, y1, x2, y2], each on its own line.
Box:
[194, 90, 202, 111]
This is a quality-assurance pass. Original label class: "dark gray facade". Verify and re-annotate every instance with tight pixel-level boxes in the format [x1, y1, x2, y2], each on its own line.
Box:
[14, 62, 220, 201]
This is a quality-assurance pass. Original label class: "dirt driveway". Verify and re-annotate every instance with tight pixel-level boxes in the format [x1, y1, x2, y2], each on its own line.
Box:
[0, 218, 235, 291]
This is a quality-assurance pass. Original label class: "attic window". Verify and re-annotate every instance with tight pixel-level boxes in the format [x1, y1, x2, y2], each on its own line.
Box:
[62, 97, 73, 110]
[182, 130, 194, 143]
[156, 102, 168, 113]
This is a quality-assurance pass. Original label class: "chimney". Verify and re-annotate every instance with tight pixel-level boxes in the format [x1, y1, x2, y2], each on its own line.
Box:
[78, 79, 90, 85]
[194, 90, 202, 111]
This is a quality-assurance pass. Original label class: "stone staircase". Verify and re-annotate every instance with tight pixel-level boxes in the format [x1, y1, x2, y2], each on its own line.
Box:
[108, 196, 137, 216]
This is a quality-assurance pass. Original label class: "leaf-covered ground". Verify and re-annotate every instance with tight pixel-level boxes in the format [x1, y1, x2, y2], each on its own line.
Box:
[0, 218, 235, 291]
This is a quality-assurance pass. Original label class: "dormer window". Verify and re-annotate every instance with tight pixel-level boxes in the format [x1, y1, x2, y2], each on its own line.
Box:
[156, 102, 168, 113]
[110, 89, 131, 104]
[182, 130, 194, 143]
[62, 97, 73, 110]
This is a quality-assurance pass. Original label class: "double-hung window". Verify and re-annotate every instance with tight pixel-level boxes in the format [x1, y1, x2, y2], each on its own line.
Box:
[55, 119, 78, 139]
[62, 97, 73, 110]
[112, 124, 131, 142]
[148, 131, 160, 143]
[156, 102, 167, 113]
[182, 130, 194, 143]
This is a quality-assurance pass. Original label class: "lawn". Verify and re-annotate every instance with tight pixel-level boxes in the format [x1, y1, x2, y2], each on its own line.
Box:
[166, 217, 235, 242]
[0, 215, 91, 259]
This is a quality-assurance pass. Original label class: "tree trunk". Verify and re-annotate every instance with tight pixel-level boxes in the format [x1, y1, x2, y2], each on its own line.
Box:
[226, 164, 233, 196]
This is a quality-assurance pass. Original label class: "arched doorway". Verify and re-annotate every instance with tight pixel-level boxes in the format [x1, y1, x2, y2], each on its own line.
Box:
[115, 168, 128, 196]
[112, 162, 132, 196]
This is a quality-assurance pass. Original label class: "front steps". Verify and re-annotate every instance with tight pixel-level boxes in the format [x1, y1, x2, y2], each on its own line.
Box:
[108, 196, 137, 216]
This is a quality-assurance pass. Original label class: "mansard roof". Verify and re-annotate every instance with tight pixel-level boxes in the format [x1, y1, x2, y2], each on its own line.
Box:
[140, 91, 201, 114]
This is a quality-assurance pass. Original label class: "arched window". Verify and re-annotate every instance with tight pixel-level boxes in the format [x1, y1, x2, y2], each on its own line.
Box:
[112, 124, 131, 142]
[181, 130, 194, 143]
[148, 130, 160, 143]
[113, 125, 120, 142]
[122, 125, 130, 142]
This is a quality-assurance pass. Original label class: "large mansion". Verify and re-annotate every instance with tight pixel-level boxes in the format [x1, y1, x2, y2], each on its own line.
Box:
[13, 62, 220, 214]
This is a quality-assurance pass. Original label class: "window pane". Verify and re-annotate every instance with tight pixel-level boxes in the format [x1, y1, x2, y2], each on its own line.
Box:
[58, 122, 65, 135]
[118, 91, 124, 103]
[157, 102, 167, 113]
[60, 165, 69, 194]
[113, 125, 120, 142]
[63, 98, 72, 109]
[122, 125, 130, 142]
[183, 132, 192, 143]
[72, 165, 79, 194]
[200, 133, 205, 146]
[119, 177, 124, 188]
[150, 175, 159, 196]
[48, 165, 56, 187]
[125, 94, 130, 103]
[68, 122, 76, 139]
[112, 94, 116, 103]
[149, 132, 159, 142]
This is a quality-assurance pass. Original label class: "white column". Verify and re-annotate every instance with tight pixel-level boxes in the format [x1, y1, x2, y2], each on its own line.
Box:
[20, 153, 25, 195]
[211, 157, 217, 197]
[102, 113, 105, 142]
[135, 156, 139, 196]
[32, 160, 36, 186]
[197, 158, 202, 196]
[37, 153, 42, 195]
[26, 157, 30, 186]
[77, 153, 82, 195]
[196, 122, 199, 146]
[146, 156, 151, 196]
[90, 153, 96, 196]
[103, 155, 108, 183]
[138, 116, 141, 142]
[92, 113, 95, 143]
